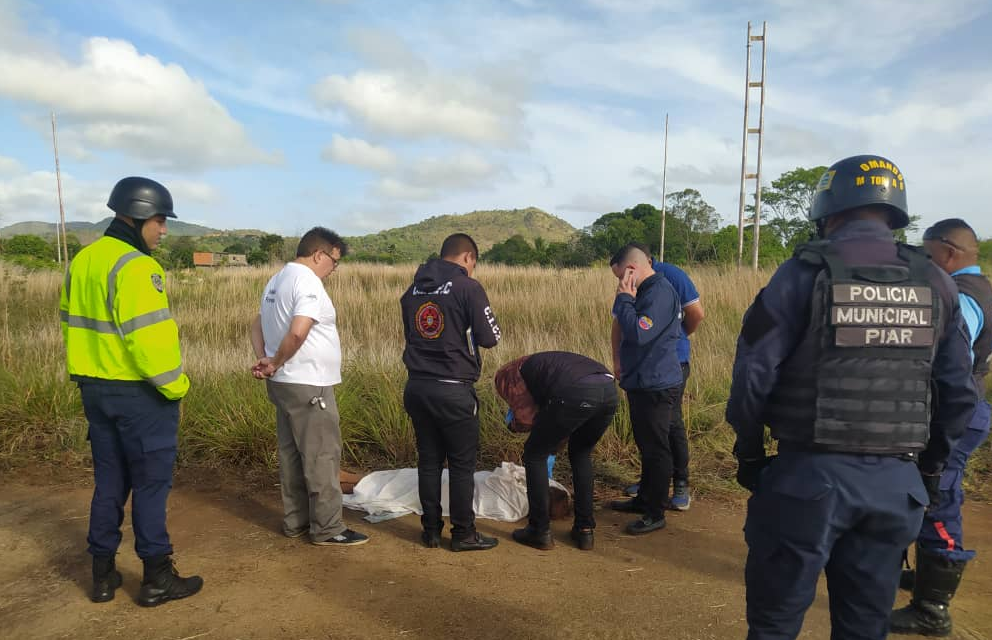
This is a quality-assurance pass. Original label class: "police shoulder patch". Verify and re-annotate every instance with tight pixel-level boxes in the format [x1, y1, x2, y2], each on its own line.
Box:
[638, 315, 653, 330]
[415, 301, 444, 339]
[151, 273, 164, 293]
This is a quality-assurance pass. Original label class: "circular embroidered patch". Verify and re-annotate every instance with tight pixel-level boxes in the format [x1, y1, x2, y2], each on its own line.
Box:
[638, 315, 653, 330]
[415, 301, 444, 339]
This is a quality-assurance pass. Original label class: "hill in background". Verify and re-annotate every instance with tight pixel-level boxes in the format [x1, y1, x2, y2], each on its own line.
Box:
[345, 207, 576, 262]
[1, 218, 221, 244]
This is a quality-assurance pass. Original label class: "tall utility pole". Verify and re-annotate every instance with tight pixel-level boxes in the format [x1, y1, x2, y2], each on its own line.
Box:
[736, 21, 768, 269]
[659, 113, 669, 263]
[51, 111, 69, 266]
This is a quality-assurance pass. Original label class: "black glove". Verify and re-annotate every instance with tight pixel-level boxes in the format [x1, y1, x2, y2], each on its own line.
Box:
[921, 472, 941, 511]
[736, 456, 773, 492]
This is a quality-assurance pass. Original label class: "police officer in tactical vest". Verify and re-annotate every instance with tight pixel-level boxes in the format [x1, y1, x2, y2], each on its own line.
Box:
[61, 177, 203, 606]
[726, 156, 977, 639]
[890, 218, 991, 636]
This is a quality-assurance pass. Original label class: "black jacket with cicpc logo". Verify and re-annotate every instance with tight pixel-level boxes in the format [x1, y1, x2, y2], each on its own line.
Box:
[401, 259, 501, 382]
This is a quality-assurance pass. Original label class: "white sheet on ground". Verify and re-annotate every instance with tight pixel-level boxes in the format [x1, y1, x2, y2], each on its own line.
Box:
[342, 462, 569, 523]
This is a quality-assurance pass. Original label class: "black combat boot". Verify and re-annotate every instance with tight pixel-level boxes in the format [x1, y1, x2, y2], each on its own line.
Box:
[137, 555, 203, 607]
[889, 547, 966, 637]
[91, 555, 122, 603]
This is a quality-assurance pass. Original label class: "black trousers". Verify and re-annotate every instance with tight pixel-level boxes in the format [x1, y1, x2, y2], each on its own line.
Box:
[404, 379, 479, 540]
[628, 386, 680, 519]
[671, 362, 691, 482]
[522, 381, 619, 532]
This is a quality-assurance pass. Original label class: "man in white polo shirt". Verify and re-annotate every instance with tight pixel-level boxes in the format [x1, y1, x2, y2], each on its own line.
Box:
[250, 227, 368, 546]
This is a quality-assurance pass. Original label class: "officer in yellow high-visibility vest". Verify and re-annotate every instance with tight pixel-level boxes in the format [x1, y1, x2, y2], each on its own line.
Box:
[60, 177, 203, 607]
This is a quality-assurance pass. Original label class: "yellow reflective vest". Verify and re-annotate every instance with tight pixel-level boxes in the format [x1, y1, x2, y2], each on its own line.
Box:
[60, 236, 190, 400]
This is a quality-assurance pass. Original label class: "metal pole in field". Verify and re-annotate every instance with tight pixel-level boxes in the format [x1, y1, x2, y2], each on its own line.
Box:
[736, 22, 753, 268]
[659, 113, 669, 263]
[51, 111, 68, 266]
[751, 21, 768, 270]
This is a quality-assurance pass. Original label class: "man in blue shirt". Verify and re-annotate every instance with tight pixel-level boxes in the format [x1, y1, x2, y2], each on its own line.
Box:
[609, 244, 684, 534]
[727, 155, 976, 639]
[891, 218, 991, 636]
[611, 244, 704, 510]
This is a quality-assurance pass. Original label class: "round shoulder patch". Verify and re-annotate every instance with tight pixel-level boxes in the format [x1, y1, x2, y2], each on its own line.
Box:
[638, 315, 653, 330]
[415, 301, 444, 339]
[151, 273, 165, 293]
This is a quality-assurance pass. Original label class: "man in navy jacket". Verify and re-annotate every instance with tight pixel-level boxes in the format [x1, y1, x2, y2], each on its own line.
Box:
[609, 244, 684, 534]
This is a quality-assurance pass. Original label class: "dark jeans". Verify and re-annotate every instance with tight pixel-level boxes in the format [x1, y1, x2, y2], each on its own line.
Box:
[80, 383, 179, 559]
[627, 386, 679, 518]
[522, 380, 618, 532]
[404, 379, 480, 540]
[671, 362, 691, 482]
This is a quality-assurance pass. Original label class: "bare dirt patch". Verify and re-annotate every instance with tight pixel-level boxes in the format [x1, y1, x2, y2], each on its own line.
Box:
[1, 468, 990, 640]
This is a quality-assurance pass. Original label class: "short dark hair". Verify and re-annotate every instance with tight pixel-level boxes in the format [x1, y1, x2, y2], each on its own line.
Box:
[609, 242, 651, 267]
[440, 233, 479, 260]
[296, 227, 349, 258]
[923, 218, 977, 243]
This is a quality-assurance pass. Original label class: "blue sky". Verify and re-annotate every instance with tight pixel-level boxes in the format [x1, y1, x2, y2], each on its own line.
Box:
[1, 0, 990, 239]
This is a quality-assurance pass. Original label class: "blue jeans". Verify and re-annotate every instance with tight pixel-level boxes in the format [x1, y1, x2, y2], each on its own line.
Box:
[81, 383, 179, 559]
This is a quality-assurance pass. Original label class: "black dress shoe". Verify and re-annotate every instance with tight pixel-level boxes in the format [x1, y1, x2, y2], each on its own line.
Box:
[625, 514, 667, 535]
[450, 532, 499, 552]
[609, 498, 647, 514]
[570, 527, 594, 551]
[421, 531, 441, 548]
[512, 527, 554, 550]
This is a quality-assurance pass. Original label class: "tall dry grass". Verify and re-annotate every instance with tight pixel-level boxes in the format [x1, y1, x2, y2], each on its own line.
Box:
[2, 260, 988, 497]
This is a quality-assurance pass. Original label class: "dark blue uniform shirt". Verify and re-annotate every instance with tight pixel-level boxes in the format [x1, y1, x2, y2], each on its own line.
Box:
[613, 273, 684, 391]
[726, 220, 976, 473]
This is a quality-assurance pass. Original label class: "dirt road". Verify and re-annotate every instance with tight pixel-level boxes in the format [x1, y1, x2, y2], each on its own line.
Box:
[1, 470, 990, 640]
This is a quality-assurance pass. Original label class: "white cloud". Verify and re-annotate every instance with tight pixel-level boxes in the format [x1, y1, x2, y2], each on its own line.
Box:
[312, 66, 525, 145]
[0, 35, 279, 171]
[372, 152, 505, 201]
[322, 134, 398, 171]
[0, 171, 107, 225]
[0, 155, 22, 174]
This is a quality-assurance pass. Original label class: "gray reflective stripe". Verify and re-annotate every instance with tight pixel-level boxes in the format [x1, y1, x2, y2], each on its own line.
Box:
[105, 251, 144, 321]
[147, 365, 184, 388]
[120, 308, 172, 335]
[64, 314, 118, 334]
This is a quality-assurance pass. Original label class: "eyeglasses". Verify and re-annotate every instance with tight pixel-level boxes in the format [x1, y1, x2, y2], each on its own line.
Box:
[318, 250, 340, 266]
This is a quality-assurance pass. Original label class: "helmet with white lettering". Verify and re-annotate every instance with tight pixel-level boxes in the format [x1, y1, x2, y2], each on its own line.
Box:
[809, 155, 909, 229]
[107, 177, 177, 220]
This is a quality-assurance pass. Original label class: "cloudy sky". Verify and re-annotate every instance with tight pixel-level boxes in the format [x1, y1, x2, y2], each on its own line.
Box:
[1, 0, 990, 238]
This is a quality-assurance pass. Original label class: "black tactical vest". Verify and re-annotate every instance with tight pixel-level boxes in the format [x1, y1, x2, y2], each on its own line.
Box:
[954, 272, 992, 386]
[764, 242, 941, 454]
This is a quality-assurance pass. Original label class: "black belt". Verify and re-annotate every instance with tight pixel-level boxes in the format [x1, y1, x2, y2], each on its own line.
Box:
[777, 440, 918, 462]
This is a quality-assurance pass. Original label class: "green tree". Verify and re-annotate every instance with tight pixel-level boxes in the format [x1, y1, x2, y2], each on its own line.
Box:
[223, 242, 250, 255]
[483, 235, 537, 265]
[169, 236, 196, 269]
[666, 189, 720, 262]
[247, 249, 269, 266]
[759, 166, 827, 247]
[259, 233, 284, 263]
[6, 234, 52, 259]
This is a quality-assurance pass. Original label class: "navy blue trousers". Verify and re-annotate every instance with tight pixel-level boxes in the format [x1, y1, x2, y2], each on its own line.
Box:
[744, 451, 927, 640]
[917, 398, 991, 562]
[81, 383, 179, 559]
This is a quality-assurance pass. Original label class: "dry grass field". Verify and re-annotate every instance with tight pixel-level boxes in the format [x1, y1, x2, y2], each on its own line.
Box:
[1, 261, 989, 498]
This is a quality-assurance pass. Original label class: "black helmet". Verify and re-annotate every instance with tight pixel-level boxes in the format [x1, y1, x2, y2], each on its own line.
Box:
[808, 155, 909, 229]
[107, 177, 176, 220]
